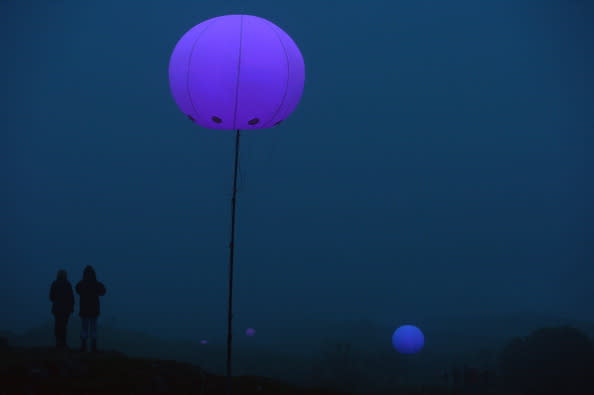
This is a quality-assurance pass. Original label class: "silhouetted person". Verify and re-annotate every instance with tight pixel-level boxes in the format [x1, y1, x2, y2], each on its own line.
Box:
[75, 265, 106, 352]
[49, 269, 74, 349]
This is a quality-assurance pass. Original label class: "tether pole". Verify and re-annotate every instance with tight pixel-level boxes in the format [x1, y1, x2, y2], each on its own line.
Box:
[226, 129, 241, 395]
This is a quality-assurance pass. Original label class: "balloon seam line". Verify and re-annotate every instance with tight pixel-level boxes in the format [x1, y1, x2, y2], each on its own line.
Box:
[232, 16, 244, 130]
[261, 21, 291, 129]
[186, 19, 218, 123]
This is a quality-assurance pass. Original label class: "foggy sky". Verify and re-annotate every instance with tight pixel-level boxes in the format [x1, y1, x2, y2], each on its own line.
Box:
[1, 0, 593, 343]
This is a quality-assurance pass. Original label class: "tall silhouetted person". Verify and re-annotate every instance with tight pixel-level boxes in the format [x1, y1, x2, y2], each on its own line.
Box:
[49, 269, 74, 349]
[75, 265, 106, 352]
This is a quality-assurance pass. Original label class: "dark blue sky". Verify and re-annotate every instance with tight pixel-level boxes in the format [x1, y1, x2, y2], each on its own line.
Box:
[1, 0, 593, 343]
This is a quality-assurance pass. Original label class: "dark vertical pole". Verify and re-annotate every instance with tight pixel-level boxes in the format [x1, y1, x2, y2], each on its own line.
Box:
[226, 129, 241, 395]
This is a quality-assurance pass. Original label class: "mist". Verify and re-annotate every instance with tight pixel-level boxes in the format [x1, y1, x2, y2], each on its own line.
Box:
[1, 0, 593, 391]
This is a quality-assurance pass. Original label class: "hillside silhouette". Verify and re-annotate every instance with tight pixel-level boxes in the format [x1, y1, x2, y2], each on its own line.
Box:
[2, 312, 594, 394]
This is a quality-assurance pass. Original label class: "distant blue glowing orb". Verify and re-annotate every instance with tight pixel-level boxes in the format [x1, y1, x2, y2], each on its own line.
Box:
[392, 325, 424, 354]
[200, 339, 208, 344]
[245, 328, 256, 336]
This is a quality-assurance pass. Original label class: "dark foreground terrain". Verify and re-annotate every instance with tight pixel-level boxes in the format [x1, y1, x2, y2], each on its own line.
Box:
[0, 343, 358, 395]
[0, 343, 457, 395]
[2, 315, 593, 395]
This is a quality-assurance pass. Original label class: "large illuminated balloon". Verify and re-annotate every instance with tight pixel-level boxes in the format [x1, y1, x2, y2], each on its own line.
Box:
[392, 325, 425, 354]
[168, 14, 305, 395]
[168, 14, 305, 130]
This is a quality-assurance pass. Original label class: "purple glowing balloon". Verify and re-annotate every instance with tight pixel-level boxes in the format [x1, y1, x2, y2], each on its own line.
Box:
[245, 328, 256, 336]
[200, 339, 208, 344]
[168, 15, 305, 130]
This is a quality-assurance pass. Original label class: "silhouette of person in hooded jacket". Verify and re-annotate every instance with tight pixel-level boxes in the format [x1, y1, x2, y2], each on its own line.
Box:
[49, 269, 74, 349]
[75, 265, 106, 352]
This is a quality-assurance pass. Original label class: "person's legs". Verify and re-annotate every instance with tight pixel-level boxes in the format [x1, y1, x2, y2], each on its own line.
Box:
[62, 313, 70, 349]
[53, 313, 61, 348]
[55, 313, 69, 348]
[90, 317, 97, 339]
[90, 317, 98, 352]
[80, 317, 89, 351]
